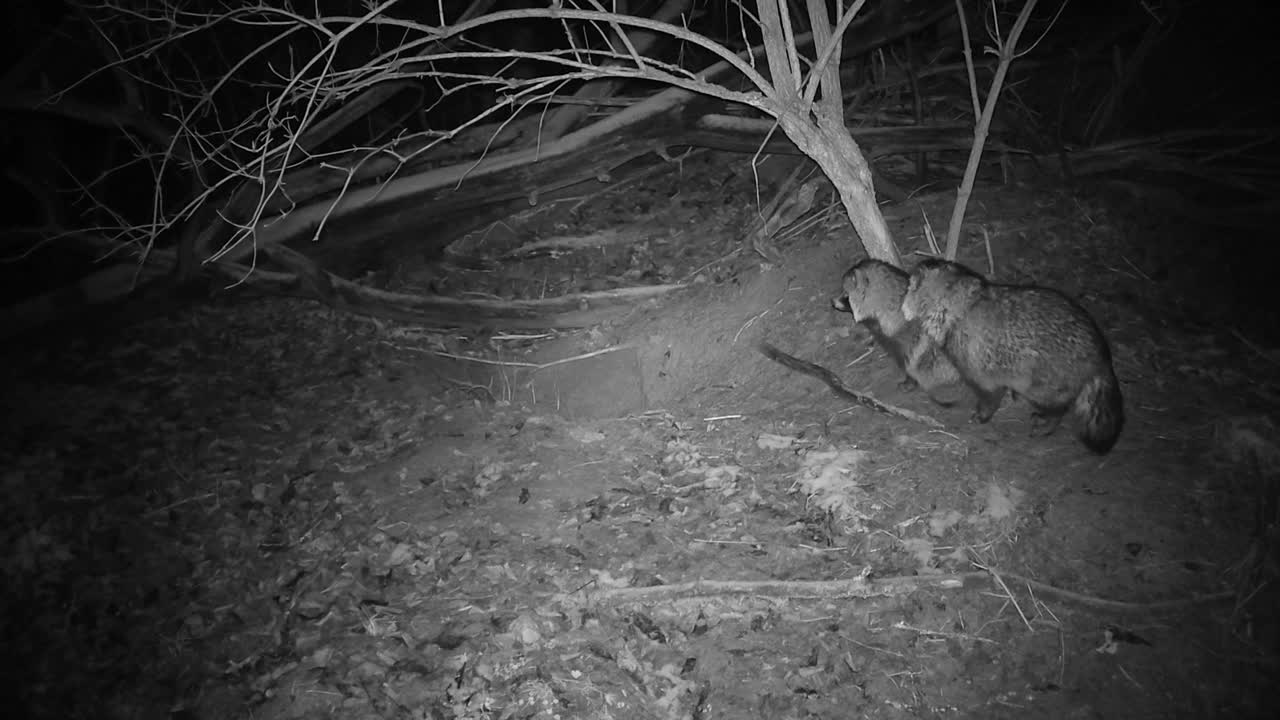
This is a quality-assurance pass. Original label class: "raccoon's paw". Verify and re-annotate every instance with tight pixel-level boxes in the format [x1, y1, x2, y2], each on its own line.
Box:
[898, 376, 919, 392]
[971, 400, 999, 424]
[971, 389, 1004, 424]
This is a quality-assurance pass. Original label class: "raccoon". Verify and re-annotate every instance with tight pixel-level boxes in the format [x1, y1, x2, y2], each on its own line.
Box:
[832, 258, 962, 405]
[900, 258, 1124, 454]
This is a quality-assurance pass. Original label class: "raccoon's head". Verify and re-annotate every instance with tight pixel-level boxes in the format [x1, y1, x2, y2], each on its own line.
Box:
[829, 267, 860, 315]
[833, 259, 906, 326]
[833, 267, 870, 322]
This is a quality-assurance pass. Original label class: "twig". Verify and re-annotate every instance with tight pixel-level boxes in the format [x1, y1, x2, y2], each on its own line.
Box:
[983, 568, 1236, 614]
[981, 226, 994, 275]
[144, 493, 216, 517]
[893, 621, 998, 644]
[844, 636, 908, 659]
[919, 203, 941, 256]
[593, 567, 1237, 616]
[499, 228, 643, 258]
[429, 344, 634, 370]
[681, 247, 742, 283]
[591, 573, 977, 604]
[758, 342, 945, 429]
[735, 298, 785, 343]
[977, 562, 1034, 632]
[954, 0, 980, 119]
[1230, 328, 1280, 366]
[944, 0, 1041, 259]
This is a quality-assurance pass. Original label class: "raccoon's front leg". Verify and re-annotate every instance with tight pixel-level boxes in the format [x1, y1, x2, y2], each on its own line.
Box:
[971, 387, 1006, 424]
[901, 332, 936, 394]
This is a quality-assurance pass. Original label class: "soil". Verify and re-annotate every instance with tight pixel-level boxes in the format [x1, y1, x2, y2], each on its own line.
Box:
[4, 152, 1279, 720]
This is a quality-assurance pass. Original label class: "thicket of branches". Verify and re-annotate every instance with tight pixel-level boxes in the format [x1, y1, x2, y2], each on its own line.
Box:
[3, 0, 1274, 331]
[3, 2, 981, 283]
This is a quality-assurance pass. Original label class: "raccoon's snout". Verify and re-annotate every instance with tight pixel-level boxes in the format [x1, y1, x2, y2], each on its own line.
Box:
[832, 294, 850, 313]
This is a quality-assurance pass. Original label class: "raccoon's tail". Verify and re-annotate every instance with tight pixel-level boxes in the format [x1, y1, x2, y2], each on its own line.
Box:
[1074, 372, 1124, 454]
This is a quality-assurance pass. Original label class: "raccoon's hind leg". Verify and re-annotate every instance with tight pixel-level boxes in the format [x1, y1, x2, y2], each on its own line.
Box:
[1028, 405, 1070, 437]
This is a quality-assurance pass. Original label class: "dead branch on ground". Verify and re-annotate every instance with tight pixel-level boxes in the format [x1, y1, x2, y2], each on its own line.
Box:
[592, 568, 1236, 615]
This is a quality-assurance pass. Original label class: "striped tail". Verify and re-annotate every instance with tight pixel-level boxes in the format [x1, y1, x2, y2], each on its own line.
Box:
[1074, 372, 1124, 454]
